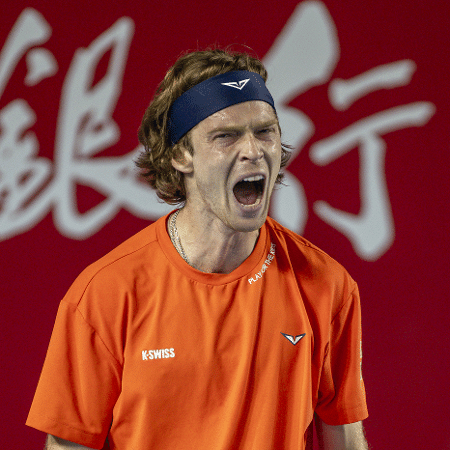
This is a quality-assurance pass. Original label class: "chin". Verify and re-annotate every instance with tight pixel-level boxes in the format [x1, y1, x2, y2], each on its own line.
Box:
[233, 212, 268, 233]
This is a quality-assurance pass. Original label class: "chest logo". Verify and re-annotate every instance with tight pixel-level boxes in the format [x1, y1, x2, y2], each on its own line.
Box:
[281, 333, 306, 345]
[142, 348, 175, 360]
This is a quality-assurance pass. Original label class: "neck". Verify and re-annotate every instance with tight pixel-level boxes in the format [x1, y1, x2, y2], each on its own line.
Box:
[170, 207, 260, 274]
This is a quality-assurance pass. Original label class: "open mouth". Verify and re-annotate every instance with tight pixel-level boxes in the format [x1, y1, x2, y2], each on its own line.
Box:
[233, 175, 265, 206]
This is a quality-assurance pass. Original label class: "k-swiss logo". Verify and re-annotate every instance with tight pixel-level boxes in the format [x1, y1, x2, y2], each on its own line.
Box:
[281, 333, 306, 345]
[142, 348, 175, 360]
[221, 78, 250, 90]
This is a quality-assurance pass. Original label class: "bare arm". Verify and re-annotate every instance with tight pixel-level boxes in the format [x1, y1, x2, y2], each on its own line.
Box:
[45, 435, 97, 450]
[315, 417, 369, 450]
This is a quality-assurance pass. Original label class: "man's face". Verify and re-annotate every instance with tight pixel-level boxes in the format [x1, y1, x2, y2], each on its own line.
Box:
[177, 100, 282, 233]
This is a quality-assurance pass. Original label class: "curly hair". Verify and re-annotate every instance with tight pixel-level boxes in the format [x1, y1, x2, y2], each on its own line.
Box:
[136, 47, 291, 205]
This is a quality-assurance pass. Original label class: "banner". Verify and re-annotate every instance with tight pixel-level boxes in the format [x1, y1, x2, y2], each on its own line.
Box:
[1, 1, 449, 448]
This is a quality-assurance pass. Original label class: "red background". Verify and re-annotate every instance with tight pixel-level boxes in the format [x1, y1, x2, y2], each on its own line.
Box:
[1, 1, 449, 449]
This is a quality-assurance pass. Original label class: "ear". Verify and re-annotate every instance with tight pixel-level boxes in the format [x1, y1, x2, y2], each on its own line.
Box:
[171, 147, 194, 174]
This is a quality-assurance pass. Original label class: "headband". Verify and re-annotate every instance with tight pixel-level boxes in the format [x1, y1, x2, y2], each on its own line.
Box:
[167, 70, 276, 145]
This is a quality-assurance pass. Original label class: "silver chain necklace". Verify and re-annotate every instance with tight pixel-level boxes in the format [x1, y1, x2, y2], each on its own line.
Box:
[168, 209, 190, 265]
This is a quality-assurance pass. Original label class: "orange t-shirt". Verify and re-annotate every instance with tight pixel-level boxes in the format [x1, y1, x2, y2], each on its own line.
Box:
[27, 214, 368, 449]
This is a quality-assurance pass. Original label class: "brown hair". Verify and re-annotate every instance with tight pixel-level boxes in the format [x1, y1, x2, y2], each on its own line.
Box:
[136, 48, 291, 205]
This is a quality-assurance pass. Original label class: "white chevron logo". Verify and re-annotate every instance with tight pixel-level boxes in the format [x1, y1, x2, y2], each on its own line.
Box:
[281, 333, 306, 345]
[221, 78, 250, 90]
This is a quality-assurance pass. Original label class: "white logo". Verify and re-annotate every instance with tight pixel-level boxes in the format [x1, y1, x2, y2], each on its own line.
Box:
[248, 243, 276, 284]
[281, 333, 305, 345]
[221, 78, 250, 90]
[142, 348, 175, 360]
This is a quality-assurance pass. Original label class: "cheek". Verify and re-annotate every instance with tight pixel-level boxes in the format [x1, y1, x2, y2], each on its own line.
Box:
[270, 145, 282, 169]
[193, 163, 224, 197]
[196, 153, 228, 180]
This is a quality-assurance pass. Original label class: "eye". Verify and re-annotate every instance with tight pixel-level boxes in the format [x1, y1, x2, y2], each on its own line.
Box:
[257, 126, 276, 137]
[213, 131, 239, 143]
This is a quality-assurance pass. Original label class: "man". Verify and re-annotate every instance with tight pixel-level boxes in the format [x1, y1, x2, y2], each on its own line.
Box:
[27, 48, 369, 449]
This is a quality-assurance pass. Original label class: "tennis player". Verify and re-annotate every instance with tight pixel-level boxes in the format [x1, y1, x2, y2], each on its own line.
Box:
[27, 48, 369, 450]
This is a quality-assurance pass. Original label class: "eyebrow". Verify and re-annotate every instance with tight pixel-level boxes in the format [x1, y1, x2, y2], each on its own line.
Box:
[206, 118, 279, 136]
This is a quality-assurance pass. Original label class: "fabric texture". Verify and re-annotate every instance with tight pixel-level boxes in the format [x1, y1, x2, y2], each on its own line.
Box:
[26, 213, 368, 449]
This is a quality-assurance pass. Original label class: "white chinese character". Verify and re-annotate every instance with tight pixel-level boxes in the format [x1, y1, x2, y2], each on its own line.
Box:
[265, 1, 340, 234]
[311, 64, 435, 260]
[0, 9, 171, 242]
[0, 9, 56, 239]
[264, 1, 435, 261]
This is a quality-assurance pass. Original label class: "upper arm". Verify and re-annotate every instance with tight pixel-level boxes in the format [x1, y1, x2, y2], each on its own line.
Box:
[315, 418, 369, 450]
[315, 284, 368, 425]
[45, 435, 97, 450]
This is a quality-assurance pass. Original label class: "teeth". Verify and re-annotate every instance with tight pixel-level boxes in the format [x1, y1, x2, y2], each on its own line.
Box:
[242, 175, 264, 182]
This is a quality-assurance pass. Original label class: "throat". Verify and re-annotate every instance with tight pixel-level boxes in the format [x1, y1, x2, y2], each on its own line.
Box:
[191, 230, 260, 273]
[173, 210, 261, 273]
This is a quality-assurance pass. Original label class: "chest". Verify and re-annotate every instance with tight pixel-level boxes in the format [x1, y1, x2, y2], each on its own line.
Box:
[123, 269, 316, 386]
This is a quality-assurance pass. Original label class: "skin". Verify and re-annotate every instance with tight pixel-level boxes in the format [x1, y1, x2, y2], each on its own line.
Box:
[46, 421, 369, 450]
[44, 100, 369, 450]
[315, 419, 369, 450]
[45, 435, 94, 449]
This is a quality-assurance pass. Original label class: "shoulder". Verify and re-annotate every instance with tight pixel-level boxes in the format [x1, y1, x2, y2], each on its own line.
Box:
[266, 217, 351, 277]
[265, 217, 358, 311]
[63, 216, 164, 308]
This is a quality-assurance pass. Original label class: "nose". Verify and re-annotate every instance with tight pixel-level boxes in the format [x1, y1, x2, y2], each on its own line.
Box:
[239, 133, 263, 161]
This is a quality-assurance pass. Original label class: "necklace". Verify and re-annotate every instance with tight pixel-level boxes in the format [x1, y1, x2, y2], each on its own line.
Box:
[168, 209, 190, 265]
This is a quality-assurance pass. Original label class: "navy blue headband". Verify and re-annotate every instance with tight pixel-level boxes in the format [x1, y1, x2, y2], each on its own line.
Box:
[167, 70, 276, 145]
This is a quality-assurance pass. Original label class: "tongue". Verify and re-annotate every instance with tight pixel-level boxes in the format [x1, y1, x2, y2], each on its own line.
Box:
[233, 181, 258, 205]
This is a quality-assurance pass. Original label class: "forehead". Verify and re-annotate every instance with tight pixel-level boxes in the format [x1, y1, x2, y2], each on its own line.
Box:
[196, 100, 278, 131]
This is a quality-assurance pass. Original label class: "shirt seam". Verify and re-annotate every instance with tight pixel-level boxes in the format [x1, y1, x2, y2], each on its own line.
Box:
[269, 219, 336, 260]
[330, 283, 359, 324]
[60, 298, 123, 369]
[29, 412, 101, 441]
[159, 223, 271, 287]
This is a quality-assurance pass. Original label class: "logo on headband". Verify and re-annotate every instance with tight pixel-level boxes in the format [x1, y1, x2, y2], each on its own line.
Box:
[221, 78, 250, 90]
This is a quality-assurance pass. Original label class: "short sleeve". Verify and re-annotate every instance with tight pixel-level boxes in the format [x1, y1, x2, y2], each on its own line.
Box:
[26, 300, 122, 449]
[315, 284, 368, 425]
